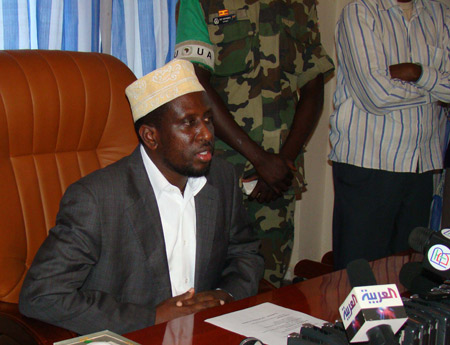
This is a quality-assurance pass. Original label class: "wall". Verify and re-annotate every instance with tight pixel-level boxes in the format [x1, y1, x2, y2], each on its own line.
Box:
[289, 0, 353, 273]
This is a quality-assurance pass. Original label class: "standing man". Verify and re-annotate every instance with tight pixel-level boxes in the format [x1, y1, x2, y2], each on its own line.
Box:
[175, 0, 334, 286]
[330, 0, 450, 269]
[19, 59, 264, 335]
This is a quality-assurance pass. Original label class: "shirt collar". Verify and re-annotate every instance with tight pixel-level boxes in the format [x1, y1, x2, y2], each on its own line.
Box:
[140, 144, 207, 199]
[379, 0, 419, 11]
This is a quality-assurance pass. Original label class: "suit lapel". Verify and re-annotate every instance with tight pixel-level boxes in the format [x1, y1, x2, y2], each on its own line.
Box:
[194, 182, 218, 287]
[125, 148, 172, 298]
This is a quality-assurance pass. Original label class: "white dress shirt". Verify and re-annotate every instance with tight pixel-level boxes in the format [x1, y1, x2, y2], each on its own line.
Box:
[330, 0, 450, 173]
[140, 145, 207, 296]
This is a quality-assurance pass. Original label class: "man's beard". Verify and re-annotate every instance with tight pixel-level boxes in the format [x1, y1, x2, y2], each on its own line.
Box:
[163, 148, 214, 178]
[169, 161, 212, 177]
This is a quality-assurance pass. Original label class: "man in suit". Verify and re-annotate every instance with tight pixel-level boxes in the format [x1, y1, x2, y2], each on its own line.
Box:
[19, 59, 264, 335]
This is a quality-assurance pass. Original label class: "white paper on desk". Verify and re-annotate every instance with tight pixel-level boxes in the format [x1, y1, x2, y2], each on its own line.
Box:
[205, 302, 326, 345]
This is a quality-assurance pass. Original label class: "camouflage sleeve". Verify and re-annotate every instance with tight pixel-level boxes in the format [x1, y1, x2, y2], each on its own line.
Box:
[175, 0, 215, 71]
[296, 0, 334, 88]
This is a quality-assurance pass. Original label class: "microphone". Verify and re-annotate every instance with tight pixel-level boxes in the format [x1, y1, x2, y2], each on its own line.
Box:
[347, 258, 377, 286]
[339, 259, 407, 344]
[409, 227, 450, 280]
[399, 261, 445, 299]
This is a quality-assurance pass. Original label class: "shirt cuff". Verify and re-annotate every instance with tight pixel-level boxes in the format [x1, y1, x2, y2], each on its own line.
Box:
[415, 64, 439, 92]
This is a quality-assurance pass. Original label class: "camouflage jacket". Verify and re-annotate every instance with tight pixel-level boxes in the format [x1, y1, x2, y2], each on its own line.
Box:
[176, 0, 334, 196]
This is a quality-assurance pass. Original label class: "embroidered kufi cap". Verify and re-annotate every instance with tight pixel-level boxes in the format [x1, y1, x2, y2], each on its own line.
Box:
[125, 59, 205, 122]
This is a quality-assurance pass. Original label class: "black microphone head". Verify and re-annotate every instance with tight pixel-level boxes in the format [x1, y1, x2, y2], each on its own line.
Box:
[408, 227, 433, 253]
[399, 261, 443, 294]
[346, 258, 377, 287]
[399, 262, 430, 293]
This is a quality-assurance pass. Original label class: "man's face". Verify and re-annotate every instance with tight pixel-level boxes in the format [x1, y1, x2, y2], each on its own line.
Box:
[149, 91, 214, 186]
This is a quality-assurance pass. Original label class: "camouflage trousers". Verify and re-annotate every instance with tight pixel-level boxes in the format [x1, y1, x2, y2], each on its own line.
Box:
[244, 193, 296, 287]
[215, 148, 297, 287]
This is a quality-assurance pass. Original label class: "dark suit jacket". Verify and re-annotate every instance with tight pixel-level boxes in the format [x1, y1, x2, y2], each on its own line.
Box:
[19, 147, 263, 335]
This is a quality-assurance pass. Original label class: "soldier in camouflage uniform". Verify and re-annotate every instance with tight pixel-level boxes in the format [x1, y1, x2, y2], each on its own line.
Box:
[175, 0, 334, 287]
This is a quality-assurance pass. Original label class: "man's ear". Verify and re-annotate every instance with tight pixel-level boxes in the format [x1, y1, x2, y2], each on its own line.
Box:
[139, 124, 159, 150]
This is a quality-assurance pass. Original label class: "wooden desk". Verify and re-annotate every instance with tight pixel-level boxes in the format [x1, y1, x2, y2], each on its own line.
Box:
[125, 253, 422, 345]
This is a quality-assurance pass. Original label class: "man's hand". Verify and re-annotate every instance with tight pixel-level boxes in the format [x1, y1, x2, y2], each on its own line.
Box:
[389, 63, 422, 82]
[243, 152, 296, 203]
[246, 179, 280, 203]
[250, 152, 295, 198]
[155, 289, 233, 324]
[177, 290, 234, 307]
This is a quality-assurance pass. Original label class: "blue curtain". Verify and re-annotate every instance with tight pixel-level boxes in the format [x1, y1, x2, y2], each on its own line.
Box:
[0, 0, 177, 77]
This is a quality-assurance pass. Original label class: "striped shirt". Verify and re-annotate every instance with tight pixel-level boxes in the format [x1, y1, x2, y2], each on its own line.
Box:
[329, 0, 450, 173]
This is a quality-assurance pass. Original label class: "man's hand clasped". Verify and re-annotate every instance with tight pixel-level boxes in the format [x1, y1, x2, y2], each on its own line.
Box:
[155, 288, 234, 324]
[244, 152, 296, 203]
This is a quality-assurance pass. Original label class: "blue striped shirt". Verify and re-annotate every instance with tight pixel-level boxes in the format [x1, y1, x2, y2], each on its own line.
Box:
[330, 0, 450, 173]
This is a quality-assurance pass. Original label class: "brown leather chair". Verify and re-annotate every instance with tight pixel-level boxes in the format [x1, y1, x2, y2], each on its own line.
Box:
[0, 50, 138, 345]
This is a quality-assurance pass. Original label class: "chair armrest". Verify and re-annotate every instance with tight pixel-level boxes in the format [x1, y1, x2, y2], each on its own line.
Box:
[0, 302, 77, 345]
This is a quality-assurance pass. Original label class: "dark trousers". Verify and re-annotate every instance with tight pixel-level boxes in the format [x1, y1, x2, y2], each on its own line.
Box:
[442, 169, 450, 228]
[332, 162, 434, 270]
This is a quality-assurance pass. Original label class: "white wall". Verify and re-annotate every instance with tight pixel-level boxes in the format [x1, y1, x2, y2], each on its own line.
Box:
[289, 0, 354, 273]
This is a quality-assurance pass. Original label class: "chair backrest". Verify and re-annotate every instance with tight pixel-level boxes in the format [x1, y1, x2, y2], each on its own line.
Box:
[0, 50, 138, 304]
